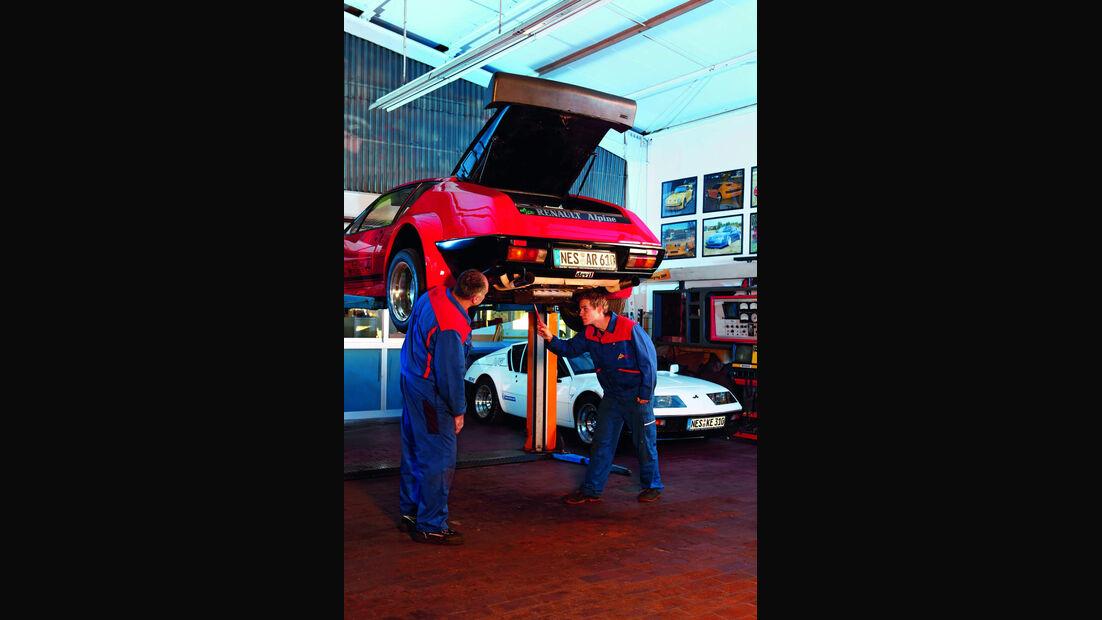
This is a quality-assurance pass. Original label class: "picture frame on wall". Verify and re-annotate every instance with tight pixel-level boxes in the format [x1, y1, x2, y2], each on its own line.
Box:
[703, 168, 744, 213]
[702, 214, 743, 257]
[660, 220, 697, 259]
[749, 212, 757, 255]
[750, 166, 757, 208]
[660, 176, 697, 218]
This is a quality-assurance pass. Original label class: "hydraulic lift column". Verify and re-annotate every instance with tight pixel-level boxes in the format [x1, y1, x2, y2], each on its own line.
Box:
[525, 308, 558, 452]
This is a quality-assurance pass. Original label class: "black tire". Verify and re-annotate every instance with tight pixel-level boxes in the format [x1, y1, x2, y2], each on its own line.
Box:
[386, 247, 425, 333]
[573, 394, 600, 445]
[560, 300, 585, 333]
[470, 377, 503, 424]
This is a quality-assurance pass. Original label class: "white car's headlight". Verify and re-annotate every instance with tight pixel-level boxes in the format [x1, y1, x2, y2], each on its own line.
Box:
[652, 395, 686, 408]
[707, 391, 736, 405]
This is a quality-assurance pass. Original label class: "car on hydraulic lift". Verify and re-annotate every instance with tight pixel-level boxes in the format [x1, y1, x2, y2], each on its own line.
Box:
[344, 72, 665, 333]
[463, 341, 742, 445]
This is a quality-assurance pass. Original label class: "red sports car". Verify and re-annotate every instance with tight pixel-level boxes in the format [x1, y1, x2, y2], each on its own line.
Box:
[344, 72, 665, 332]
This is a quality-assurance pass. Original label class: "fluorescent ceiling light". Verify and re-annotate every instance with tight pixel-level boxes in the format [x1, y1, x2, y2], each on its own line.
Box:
[370, 0, 614, 113]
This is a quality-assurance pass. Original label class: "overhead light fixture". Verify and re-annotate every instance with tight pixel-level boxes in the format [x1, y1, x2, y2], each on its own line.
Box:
[626, 50, 757, 99]
[370, 0, 614, 113]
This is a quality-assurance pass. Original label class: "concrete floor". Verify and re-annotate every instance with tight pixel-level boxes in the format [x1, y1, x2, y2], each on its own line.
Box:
[344, 414, 757, 618]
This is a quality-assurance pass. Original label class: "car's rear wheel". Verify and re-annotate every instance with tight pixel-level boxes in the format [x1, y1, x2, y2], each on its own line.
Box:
[560, 301, 585, 333]
[471, 377, 503, 424]
[574, 395, 600, 445]
[386, 247, 424, 333]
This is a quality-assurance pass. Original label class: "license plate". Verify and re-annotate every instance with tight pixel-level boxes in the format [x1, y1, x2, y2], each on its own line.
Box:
[553, 248, 617, 270]
[687, 416, 726, 430]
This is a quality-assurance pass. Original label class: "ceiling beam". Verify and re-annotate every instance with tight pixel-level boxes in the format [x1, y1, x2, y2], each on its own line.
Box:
[535, 0, 714, 76]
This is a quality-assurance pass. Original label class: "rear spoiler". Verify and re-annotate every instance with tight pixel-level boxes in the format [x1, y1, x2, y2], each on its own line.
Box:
[487, 72, 636, 133]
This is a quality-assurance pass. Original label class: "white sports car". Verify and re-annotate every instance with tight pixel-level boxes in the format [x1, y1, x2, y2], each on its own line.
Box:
[463, 341, 742, 444]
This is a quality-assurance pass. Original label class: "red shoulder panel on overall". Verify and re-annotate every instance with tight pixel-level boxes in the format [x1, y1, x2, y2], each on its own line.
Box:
[585, 314, 636, 343]
[427, 286, 471, 341]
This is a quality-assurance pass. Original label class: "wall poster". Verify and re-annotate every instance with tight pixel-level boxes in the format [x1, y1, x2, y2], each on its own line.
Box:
[750, 166, 757, 207]
[703, 168, 744, 213]
[702, 214, 743, 257]
[660, 220, 697, 259]
[660, 176, 697, 218]
[749, 212, 757, 254]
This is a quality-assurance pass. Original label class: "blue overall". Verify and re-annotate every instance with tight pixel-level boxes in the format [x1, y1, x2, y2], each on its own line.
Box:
[546, 312, 662, 496]
[398, 286, 472, 534]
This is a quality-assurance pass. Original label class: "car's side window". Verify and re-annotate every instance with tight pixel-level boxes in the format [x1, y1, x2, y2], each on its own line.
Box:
[510, 344, 528, 375]
[347, 185, 418, 235]
[557, 357, 570, 378]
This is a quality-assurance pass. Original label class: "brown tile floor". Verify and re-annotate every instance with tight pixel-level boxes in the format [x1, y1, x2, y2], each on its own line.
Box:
[344, 415, 757, 619]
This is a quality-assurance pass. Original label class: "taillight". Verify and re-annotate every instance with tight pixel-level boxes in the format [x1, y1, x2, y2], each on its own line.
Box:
[507, 245, 547, 263]
[626, 251, 657, 269]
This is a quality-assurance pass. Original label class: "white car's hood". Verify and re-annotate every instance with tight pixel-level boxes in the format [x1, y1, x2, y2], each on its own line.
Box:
[653, 371, 742, 411]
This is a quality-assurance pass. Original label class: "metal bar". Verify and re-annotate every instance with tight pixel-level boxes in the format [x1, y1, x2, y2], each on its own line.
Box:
[536, 0, 714, 75]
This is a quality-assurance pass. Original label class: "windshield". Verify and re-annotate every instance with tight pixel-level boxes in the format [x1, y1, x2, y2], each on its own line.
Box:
[568, 352, 596, 375]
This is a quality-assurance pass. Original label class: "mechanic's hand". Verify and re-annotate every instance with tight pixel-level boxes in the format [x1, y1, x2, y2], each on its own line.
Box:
[535, 317, 553, 341]
[454, 414, 465, 435]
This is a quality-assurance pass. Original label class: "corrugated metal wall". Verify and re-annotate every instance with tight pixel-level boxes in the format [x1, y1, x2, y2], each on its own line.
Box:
[344, 31, 626, 206]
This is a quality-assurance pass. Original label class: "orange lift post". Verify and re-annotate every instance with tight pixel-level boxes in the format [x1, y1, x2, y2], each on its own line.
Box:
[525, 307, 559, 452]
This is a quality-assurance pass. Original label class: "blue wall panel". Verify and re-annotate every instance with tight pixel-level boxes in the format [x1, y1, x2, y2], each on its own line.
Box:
[386, 351, 404, 410]
[344, 349, 382, 412]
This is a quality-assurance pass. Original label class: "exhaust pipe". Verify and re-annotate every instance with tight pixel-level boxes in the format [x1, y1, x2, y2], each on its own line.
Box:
[492, 271, 536, 291]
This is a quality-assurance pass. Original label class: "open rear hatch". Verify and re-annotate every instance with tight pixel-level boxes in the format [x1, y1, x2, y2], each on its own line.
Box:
[452, 72, 636, 199]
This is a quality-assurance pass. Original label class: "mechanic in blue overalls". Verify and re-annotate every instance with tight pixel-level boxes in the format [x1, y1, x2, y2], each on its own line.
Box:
[399, 269, 488, 545]
[536, 289, 663, 504]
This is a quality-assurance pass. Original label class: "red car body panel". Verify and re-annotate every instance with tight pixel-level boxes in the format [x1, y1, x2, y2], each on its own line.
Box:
[344, 178, 660, 297]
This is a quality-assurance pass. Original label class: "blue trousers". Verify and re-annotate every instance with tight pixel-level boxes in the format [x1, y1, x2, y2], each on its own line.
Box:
[580, 395, 662, 497]
[398, 375, 458, 533]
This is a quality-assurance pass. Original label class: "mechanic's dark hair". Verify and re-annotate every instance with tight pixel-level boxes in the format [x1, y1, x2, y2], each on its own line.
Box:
[452, 269, 489, 301]
[576, 289, 609, 313]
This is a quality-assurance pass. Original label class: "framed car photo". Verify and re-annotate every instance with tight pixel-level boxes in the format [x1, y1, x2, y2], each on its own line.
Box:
[703, 168, 744, 213]
[749, 212, 756, 255]
[660, 176, 697, 218]
[750, 166, 757, 208]
[702, 214, 743, 257]
[660, 220, 697, 259]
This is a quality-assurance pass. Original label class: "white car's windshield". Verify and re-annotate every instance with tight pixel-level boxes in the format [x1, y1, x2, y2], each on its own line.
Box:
[568, 352, 596, 375]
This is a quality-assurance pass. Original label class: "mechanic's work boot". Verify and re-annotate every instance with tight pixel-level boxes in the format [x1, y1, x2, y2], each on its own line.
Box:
[398, 514, 417, 532]
[409, 528, 464, 545]
[637, 488, 661, 503]
[563, 490, 602, 505]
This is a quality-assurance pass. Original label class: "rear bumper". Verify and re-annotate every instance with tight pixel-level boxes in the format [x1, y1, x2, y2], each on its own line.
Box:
[436, 235, 664, 302]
